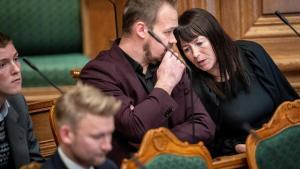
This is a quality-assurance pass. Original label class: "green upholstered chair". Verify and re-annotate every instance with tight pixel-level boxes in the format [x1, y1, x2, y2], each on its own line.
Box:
[121, 127, 214, 169]
[246, 99, 300, 169]
[0, 0, 89, 87]
[143, 154, 208, 169]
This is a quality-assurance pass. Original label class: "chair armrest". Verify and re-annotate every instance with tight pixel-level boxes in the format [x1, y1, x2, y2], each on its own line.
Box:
[212, 153, 247, 169]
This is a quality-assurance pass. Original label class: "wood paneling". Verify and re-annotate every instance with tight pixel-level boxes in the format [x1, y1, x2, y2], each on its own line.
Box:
[22, 86, 71, 103]
[263, 0, 300, 14]
[115, 0, 127, 39]
[177, 0, 220, 18]
[220, 0, 241, 38]
[82, 0, 117, 58]
[219, 0, 300, 94]
[82, 0, 127, 58]
[28, 100, 57, 158]
[177, 0, 206, 15]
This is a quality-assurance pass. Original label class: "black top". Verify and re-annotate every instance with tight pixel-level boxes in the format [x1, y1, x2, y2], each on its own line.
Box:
[194, 40, 299, 157]
[122, 49, 158, 93]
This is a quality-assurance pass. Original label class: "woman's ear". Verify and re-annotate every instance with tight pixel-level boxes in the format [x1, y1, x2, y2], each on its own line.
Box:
[134, 21, 147, 39]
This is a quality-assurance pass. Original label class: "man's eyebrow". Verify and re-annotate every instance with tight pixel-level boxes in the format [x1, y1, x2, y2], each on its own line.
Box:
[0, 52, 19, 62]
[0, 58, 8, 62]
[13, 52, 19, 57]
[164, 27, 177, 32]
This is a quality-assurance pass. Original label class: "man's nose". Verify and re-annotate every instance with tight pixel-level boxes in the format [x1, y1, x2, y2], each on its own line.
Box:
[169, 32, 177, 44]
[100, 136, 112, 152]
[11, 61, 20, 74]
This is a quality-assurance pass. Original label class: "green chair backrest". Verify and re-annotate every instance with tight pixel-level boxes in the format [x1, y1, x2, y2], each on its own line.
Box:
[143, 154, 208, 169]
[0, 0, 82, 56]
[255, 125, 300, 169]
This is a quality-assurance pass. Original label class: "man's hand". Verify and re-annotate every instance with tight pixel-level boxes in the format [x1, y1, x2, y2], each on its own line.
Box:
[155, 50, 185, 94]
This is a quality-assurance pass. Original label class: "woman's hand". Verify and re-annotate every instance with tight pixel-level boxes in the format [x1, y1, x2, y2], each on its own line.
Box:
[235, 144, 246, 153]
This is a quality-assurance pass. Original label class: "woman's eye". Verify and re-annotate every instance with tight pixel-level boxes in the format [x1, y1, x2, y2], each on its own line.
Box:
[196, 42, 203, 46]
[183, 48, 190, 53]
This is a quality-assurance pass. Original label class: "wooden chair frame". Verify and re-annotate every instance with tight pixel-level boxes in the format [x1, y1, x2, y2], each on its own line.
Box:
[49, 103, 60, 146]
[121, 127, 214, 169]
[19, 162, 41, 169]
[212, 153, 247, 169]
[28, 99, 57, 157]
[246, 99, 300, 169]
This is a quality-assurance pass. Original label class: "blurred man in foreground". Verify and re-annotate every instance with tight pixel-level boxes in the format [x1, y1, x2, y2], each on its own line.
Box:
[42, 83, 121, 169]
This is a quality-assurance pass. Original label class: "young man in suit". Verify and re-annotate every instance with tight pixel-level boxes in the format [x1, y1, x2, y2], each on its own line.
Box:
[42, 83, 121, 169]
[80, 0, 216, 165]
[0, 32, 44, 168]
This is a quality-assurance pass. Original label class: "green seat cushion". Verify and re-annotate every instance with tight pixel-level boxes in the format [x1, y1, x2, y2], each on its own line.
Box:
[0, 0, 85, 88]
[21, 54, 89, 87]
[255, 125, 300, 169]
[143, 154, 208, 169]
[0, 0, 82, 55]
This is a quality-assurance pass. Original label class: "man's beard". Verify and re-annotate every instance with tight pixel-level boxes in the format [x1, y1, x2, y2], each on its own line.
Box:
[143, 42, 163, 64]
[143, 42, 154, 64]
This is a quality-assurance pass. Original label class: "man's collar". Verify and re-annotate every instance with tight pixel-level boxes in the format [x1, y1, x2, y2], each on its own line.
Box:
[122, 49, 142, 72]
[58, 147, 94, 169]
[121, 48, 159, 74]
[0, 100, 9, 122]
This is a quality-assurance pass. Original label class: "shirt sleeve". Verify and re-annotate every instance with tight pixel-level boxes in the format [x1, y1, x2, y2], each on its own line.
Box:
[80, 60, 215, 144]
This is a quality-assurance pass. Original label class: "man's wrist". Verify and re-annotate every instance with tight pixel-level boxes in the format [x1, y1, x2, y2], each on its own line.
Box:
[154, 81, 173, 95]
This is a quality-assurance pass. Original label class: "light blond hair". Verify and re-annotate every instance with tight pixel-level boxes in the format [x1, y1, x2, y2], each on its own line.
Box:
[55, 82, 121, 128]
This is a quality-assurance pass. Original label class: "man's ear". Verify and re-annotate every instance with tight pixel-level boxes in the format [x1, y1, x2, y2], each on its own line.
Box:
[59, 124, 74, 144]
[134, 21, 148, 39]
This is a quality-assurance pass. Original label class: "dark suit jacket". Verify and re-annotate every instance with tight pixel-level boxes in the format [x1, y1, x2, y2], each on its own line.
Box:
[80, 40, 216, 165]
[6, 94, 44, 168]
[41, 151, 118, 169]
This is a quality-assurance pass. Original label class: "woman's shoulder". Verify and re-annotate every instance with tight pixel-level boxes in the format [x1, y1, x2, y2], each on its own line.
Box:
[235, 40, 265, 53]
[235, 40, 272, 64]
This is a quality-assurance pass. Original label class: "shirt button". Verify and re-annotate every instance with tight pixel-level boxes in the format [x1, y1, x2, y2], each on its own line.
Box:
[164, 108, 173, 118]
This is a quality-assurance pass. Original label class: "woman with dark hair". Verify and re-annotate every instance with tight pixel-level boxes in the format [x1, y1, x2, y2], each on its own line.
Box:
[175, 8, 299, 157]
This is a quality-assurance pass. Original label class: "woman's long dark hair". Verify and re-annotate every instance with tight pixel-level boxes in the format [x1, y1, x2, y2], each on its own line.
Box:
[175, 8, 249, 99]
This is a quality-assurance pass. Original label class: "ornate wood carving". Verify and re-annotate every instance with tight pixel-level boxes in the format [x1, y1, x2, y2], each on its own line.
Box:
[246, 99, 300, 169]
[121, 127, 214, 169]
